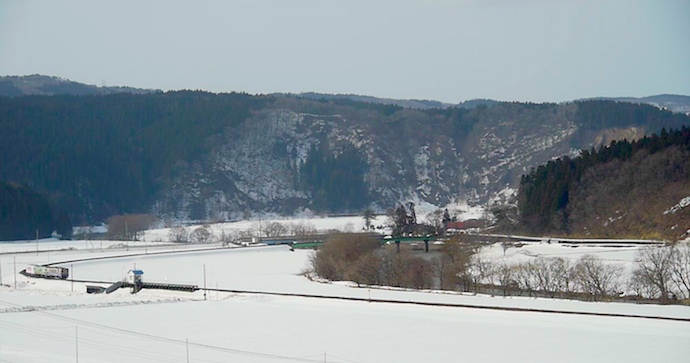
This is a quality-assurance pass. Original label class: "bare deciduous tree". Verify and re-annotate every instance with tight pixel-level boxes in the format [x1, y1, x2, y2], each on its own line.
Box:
[426, 209, 446, 236]
[404, 257, 434, 290]
[527, 258, 566, 298]
[169, 225, 188, 243]
[550, 257, 575, 297]
[468, 256, 495, 293]
[431, 256, 459, 291]
[106, 214, 157, 241]
[573, 255, 624, 301]
[342, 222, 355, 233]
[263, 222, 288, 238]
[346, 253, 382, 287]
[189, 225, 214, 244]
[516, 263, 536, 297]
[290, 222, 317, 238]
[311, 234, 381, 281]
[219, 229, 242, 247]
[629, 268, 660, 301]
[496, 261, 518, 296]
[671, 243, 690, 300]
[632, 247, 674, 303]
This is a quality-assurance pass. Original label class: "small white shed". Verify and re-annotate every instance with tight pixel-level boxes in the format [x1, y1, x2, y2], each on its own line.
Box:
[126, 270, 144, 284]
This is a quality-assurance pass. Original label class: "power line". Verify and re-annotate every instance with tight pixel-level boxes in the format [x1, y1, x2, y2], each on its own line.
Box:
[0, 298, 338, 363]
[0, 316, 358, 363]
[0, 320, 186, 363]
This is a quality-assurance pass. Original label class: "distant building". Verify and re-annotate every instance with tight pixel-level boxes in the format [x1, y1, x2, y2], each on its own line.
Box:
[126, 270, 144, 284]
[446, 219, 485, 230]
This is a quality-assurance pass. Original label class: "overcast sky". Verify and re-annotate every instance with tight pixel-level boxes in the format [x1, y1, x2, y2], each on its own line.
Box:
[1, 0, 688, 103]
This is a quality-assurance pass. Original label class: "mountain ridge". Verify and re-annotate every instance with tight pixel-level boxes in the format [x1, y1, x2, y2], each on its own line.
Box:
[2, 75, 688, 114]
[0, 74, 159, 97]
[1, 76, 689, 224]
[2, 90, 688, 224]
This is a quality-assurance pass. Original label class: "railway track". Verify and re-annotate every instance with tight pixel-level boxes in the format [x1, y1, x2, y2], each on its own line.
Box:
[43, 245, 248, 266]
[467, 233, 666, 245]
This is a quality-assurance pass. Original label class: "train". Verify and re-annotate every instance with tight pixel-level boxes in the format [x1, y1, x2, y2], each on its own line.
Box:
[261, 239, 296, 246]
[24, 265, 69, 279]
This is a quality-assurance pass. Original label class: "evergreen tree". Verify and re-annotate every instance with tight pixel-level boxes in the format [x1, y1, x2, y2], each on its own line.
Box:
[0, 181, 71, 241]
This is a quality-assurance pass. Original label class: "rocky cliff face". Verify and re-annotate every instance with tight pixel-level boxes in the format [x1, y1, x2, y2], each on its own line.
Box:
[153, 100, 656, 221]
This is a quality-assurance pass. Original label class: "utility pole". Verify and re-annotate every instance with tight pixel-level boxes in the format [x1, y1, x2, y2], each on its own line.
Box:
[186, 338, 190, 363]
[71, 264, 74, 292]
[258, 213, 262, 243]
[13, 257, 17, 289]
[75, 326, 79, 363]
[324, 353, 327, 363]
[125, 222, 129, 251]
[203, 264, 207, 301]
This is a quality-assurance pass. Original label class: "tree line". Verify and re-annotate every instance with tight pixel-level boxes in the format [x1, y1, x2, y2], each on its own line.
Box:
[310, 234, 690, 303]
[575, 100, 689, 131]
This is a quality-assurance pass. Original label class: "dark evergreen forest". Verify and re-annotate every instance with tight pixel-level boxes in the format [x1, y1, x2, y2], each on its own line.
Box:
[518, 126, 690, 238]
[0, 92, 268, 224]
[300, 144, 369, 212]
[575, 100, 689, 130]
[0, 181, 72, 241]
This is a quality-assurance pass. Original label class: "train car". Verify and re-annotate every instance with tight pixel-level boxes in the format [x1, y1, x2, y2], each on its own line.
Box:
[25, 265, 69, 279]
[262, 239, 296, 246]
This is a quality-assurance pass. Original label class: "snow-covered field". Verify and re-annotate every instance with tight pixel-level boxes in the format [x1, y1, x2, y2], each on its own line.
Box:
[0, 238, 171, 254]
[481, 241, 642, 278]
[0, 237, 689, 362]
[1, 289, 687, 363]
[143, 215, 391, 242]
[142, 204, 487, 242]
[482, 241, 642, 264]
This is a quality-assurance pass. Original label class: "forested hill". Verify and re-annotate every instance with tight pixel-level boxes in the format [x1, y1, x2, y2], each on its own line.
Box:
[0, 92, 267, 224]
[518, 127, 690, 240]
[585, 94, 690, 115]
[0, 181, 72, 241]
[1, 90, 689, 225]
[0, 75, 158, 97]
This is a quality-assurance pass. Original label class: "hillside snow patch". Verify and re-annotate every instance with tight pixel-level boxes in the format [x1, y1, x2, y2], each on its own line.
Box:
[663, 196, 690, 215]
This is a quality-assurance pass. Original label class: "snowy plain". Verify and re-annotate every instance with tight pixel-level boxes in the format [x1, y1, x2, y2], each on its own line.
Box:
[0, 238, 172, 254]
[142, 204, 487, 242]
[0, 230, 689, 362]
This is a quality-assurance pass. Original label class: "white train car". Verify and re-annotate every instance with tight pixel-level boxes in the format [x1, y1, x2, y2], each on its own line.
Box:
[25, 265, 69, 279]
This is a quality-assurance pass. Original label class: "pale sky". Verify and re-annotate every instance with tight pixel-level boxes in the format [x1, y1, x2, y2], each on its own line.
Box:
[1, 0, 688, 103]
